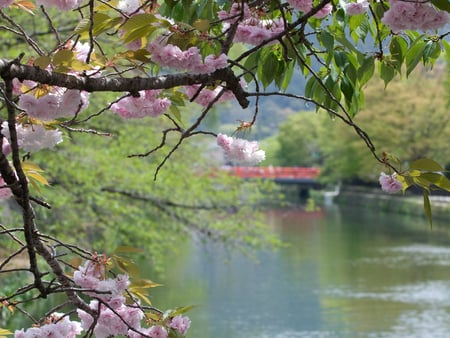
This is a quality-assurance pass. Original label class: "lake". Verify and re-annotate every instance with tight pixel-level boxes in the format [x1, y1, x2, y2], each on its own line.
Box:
[148, 204, 450, 338]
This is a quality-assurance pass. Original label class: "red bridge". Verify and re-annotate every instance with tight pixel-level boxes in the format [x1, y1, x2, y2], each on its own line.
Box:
[224, 166, 321, 184]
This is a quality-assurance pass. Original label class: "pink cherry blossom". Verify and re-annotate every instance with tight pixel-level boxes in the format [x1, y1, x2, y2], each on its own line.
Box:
[78, 300, 144, 338]
[148, 40, 228, 74]
[0, 176, 13, 199]
[57, 89, 89, 117]
[217, 133, 266, 165]
[71, 41, 91, 62]
[379, 172, 403, 193]
[117, 0, 140, 14]
[185, 84, 235, 107]
[219, 3, 285, 46]
[233, 17, 285, 45]
[14, 313, 82, 338]
[382, 0, 450, 32]
[111, 90, 171, 118]
[168, 315, 191, 335]
[2, 122, 63, 153]
[0, 0, 13, 9]
[2, 137, 12, 157]
[342, 0, 370, 15]
[128, 325, 168, 338]
[288, 0, 313, 13]
[19, 94, 59, 121]
[35, 0, 84, 11]
[73, 259, 129, 301]
[148, 325, 168, 338]
[217, 2, 251, 23]
[288, 0, 333, 18]
[18, 89, 88, 121]
[314, 3, 333, 18]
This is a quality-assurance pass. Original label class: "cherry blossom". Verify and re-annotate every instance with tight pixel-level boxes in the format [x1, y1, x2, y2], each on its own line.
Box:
[185, 84, 236, 107]
[77, 300, 143, 338]
[168, 315, 191, 335]
[0, 176, 13, 199]
[18, 89, 88, 121]
[73, 259, 129, 301]
[288, 0, 334, 18]
[117, 0, 140, 14]
[379, 172, 403, 193]
[219, 3, 285, 46]
[217, 2, 251, 23]
[14, 313, 82, 338]
[1, 122, 63, 153]
[342, 0, 370, 15]
[288, 0, 313, 13]
[0, 0, 13, 9]
[128, 325, 168, 338]
[110, 90, 171, 118]
[148, 40, 228, 74]
[217, 133, 266, 165]
[2, 137, 11, 157]
[382, 0, 450, 32]
[35, 0, 84, 11]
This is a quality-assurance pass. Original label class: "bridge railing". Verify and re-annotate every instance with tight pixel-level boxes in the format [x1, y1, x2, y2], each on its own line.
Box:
[223, 166, 321, 180]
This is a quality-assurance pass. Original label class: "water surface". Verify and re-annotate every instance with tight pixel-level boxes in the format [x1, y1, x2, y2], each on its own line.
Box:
[149, 205, 450, 338]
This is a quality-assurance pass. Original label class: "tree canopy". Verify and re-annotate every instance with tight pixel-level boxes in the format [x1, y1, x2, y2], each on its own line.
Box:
[0, 0, 450, 336]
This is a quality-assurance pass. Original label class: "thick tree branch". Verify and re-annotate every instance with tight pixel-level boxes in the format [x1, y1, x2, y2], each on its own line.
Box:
[0, 60, 250, 108]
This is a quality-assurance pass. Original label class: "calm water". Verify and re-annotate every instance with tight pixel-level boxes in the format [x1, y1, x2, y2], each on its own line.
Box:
[149, 205, 450, 338]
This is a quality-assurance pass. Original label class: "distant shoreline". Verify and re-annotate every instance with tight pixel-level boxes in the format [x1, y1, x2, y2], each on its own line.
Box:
[333, 185, 450, 221]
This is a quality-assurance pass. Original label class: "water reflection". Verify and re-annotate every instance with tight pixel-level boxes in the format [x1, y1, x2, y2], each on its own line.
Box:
[150, 205, 450, 338]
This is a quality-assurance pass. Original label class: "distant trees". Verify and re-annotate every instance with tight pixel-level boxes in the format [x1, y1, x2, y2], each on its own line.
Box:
[271, 65, 450, 184]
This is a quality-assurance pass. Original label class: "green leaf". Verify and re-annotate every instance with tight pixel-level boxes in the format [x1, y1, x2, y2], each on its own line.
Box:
[405, 40, 426, 77]
[334, 50, 348, 69]
[34, 55, 51, 69]
[422, 40, 441, 66]
[0, 328, 12, 337]
[410, 158, 444, 172]
[340, 76, 354, 107]
[423, 190, 432, 228]
[389, 36, 408, 72]
[27, 172, 49, 186]
[164, 305, 196, 319]
[121, 13, 159, 31]
[170, 105, 182, 123]
[243, 51, 260, 84]
[320, 31, 334, 52]
[379, 61, 396, 87]
[357, 55, 374, 87]
[280, 60, 295, 91]
[53, 49, 74, 66]
[431, 0, 450, 13]
[111, 254, 141, 278]
[114, 246, 144, 254]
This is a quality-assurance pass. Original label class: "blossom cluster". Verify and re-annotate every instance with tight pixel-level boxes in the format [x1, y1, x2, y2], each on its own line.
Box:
[35, 0, 83, 11]
[218, 3, 286, 46]
[148, 39, 228, 74]
[18, 89, 89, 121]
[1, 122, 63, 153]
[342, 0, 370, 16]
[14, 313, 82, 338]
[217, 133, 266, 165]
[111, 90, 171, 119]
[379, 172, 403, 193]
[185, 84, 238, 107]
[14, 257, 191, 338]
[382, 0, 450, 32]
[288, 0, 333, 18]
[0, 0, 13, 9]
